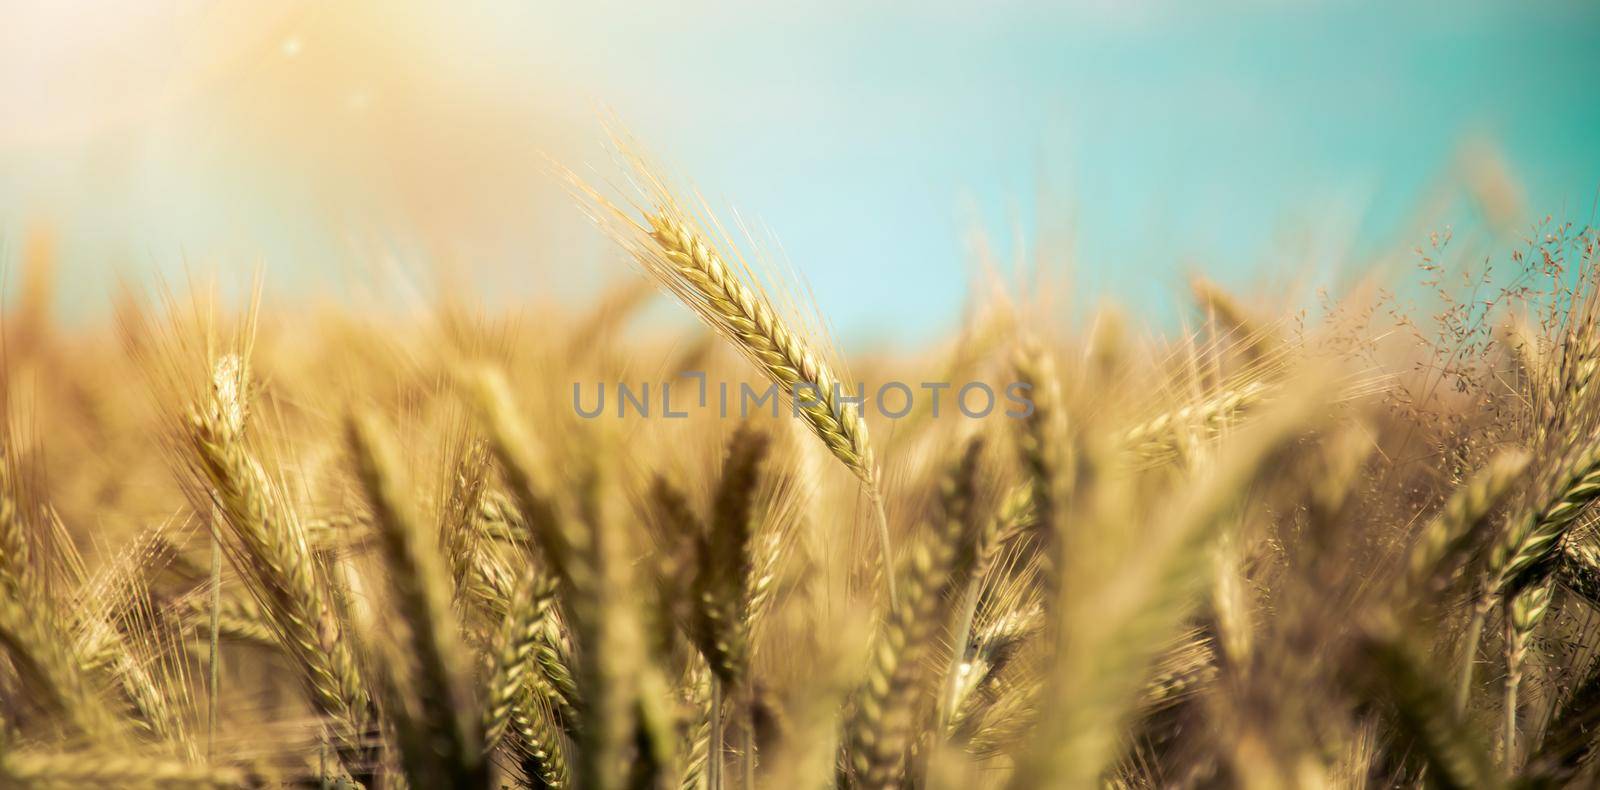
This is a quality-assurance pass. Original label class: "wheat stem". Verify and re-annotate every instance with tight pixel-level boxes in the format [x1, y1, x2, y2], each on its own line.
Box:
[206, 508, 221, 761]
[0, 751, 246, 789]
[847, 439, 982, 789]
[348, 410, 485, 786]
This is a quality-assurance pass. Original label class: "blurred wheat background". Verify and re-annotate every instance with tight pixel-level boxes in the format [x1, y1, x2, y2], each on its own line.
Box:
[4, 2, 1600, 789]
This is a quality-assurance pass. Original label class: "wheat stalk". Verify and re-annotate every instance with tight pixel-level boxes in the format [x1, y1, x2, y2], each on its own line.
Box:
[939, 482, 1027, 736]
[691, 427, 769, 686]
[0, 751, 247, 789]
[1012, 388, 1321, 788]
[1190, 276, 1281, 366]
[0, 450, 35, 601]
[1503, 578, 1551, 767]
[1353, 620, 1505, 790]
[348, 410, 485, 787]
[0, 595, 126, 741]
[1459, 436, 1600, 713]
[568, 459, 643, 790]
[639, 215, 874, 489]
[186, 592, 277, 648]
[1558, 538, 1600, 607]
[440, 439, 493, 616]
[677, 669, 714, 790]
[467, 369, 588, 740]
[946, 603, 1041, 746]
[468, 369, 579, 587]
[1012, 340, 1069, 593]
[1487, 438, 1600, 598]
[847, 438, 982, 789]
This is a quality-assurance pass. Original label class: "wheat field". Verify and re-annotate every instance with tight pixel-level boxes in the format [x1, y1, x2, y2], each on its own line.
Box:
[2, 157, 1600, 790]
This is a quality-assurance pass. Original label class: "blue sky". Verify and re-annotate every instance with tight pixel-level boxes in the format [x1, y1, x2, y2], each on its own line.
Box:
[572, 1, 1600, 344]
[3, 1, 1598, 347]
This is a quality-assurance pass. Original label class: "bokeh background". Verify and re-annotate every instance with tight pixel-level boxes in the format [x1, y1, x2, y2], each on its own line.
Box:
[3, 0, 1598, 346]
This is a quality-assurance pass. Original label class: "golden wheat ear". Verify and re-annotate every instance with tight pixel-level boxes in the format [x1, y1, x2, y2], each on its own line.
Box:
[482, 569, 564, 769]
[564, 148, 898, 609]
[183, 357, 374, 783]
[0, 751, 249, 788]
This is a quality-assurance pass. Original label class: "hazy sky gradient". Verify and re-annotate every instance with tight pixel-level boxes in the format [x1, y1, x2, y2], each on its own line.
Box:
[3, 1, 1598, 346]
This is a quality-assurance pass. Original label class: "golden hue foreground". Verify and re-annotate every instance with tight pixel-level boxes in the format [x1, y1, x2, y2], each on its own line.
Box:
[2, 209, 1600, 788]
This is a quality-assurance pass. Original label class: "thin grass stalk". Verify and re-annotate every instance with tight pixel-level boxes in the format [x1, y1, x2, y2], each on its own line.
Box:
[742, 680, 755, 790]
[739, 671, 758, 790]
[1524, 628, 1600, 784]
